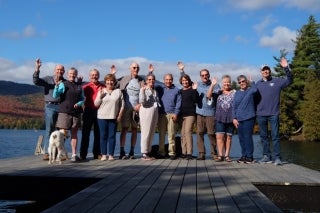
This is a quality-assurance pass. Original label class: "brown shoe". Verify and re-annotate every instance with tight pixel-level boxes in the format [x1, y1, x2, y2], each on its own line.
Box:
[42, 153, 49, 161]
[197, 153, 205, 160]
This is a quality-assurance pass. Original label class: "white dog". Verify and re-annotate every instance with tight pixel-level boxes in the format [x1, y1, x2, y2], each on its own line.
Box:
[48, 129, 69, 165]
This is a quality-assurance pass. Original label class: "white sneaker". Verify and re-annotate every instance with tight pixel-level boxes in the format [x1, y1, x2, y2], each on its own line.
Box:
[274, 158, 282, 166]
[259, 155, 272, 164]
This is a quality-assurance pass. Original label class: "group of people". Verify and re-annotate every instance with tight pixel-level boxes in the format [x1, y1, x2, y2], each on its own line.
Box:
[34, 57, 292, 166]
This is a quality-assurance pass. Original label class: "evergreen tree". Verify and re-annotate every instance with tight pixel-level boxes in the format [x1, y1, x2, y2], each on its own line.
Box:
[284, 15, 320, 138]
[300, 70, 320, 141]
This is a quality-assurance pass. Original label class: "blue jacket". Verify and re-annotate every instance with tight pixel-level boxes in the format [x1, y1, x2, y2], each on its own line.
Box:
[256, 67, 292, 116]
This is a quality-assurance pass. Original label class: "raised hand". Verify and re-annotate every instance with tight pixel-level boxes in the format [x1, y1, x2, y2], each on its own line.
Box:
[35, 58, 41, 71]
[149, 64, 154, 72]
[211, 77, 218, 86]
[280, 57, 288, 68]
[177, 61, 184, 71]
[110, 65, 116, 75]
[192, 81, 198, 90]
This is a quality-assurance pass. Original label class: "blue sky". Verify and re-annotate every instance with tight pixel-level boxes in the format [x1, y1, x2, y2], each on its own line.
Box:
[0, 0, 319, 85]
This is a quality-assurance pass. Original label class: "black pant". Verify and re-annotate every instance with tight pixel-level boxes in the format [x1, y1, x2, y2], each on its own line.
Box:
[80, 108, 100, 158]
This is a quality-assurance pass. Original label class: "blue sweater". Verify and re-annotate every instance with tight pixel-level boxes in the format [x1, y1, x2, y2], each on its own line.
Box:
[156, 84, 181, 115]
[196, 80, 221, 116]
[232, 82, 257, 121]
[256, 67, 292, 116]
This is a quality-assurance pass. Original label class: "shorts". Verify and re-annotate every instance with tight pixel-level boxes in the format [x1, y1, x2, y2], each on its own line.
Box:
[215, 121, 234, 135]
[55, 113, 81, 129]
[121, 107, 138, 129]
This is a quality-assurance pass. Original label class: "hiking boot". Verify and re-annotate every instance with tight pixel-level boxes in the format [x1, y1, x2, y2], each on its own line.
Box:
[237, 156, 246, 163]
[274, 158, 282, 166]
[259, 155, 272, 164]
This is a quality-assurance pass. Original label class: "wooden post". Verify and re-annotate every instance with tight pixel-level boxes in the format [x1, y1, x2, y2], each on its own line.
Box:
[34, 135, 44, 155]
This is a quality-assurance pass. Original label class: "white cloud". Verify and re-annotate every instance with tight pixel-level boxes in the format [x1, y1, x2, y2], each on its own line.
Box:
[0, 57, 261, 85]
[253, 15, 276, 34]
[201, 0, 320, 12]
[0, 24, 46, 39]
[259, 26, 296, 51]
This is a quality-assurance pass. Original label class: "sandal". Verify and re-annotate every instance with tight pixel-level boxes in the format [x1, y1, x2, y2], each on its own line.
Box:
[225, 156, 232, 162]
[215, 156, 224, 162]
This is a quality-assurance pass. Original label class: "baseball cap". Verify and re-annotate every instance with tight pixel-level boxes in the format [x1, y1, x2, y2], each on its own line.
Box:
[260, 64, 270, 71]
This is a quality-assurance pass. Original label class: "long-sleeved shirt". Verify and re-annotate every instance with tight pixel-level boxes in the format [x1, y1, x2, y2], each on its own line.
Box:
[232, 82, 257, 121]
[94, 88, 124, 119]
[53, 81, 84, 114]
[180, 88, 199, 117]
[33, 71, 65, 103]
[156, 84, 181, 115]
[256, 67, 293, 116]
[83, 81, 105, 110]
[196, 80, 221, 116]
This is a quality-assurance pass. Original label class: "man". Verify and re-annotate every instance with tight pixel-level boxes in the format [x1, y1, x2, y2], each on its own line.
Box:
[256, 57, 292, 166]
[80, 69, 105, 160]
[178, 62, 220, 160]
[156, 73, 181, 160]
[116, 62, 145, 159]
[33, 58, 65, 159]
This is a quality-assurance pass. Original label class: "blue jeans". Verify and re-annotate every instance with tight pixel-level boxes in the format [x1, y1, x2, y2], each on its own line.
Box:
[238, 117, 255, 158]
[80, 108, 100, 158]
[98, 119, 117, 155]
[44, 104, 59, 151]
[257, 115, 280, 159]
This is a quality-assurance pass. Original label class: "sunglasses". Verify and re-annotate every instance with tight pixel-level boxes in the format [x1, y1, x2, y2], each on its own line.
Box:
[132, 67, 140, 69]
[238, 80, 246, 84]
[201, 74, 209, 77]
[147, 79, 155, 81]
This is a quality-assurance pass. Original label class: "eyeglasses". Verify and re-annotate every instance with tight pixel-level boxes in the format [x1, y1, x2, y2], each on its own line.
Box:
[147, 79, 155, 81]
[238, 80, 246, 84]
[201, 74, 209, 77]
[132, 67, 139, 69]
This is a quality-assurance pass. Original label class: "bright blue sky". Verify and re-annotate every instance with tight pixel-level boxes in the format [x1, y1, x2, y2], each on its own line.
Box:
[0, 0, 319, 85]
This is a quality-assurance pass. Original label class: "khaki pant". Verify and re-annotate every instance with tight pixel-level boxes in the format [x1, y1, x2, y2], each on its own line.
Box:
[196, 115, 217, 157]
[181, 116, 196, 155]
[158, 113, 178, 156]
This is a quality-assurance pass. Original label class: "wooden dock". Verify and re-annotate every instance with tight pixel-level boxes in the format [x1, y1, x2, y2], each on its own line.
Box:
[0, 155, 320, 212]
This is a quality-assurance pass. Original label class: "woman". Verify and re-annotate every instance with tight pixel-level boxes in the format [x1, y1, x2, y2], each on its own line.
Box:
[232, 75, 257, 163]
[207, 75, 235, 162]
[53, 67, 84, 162]
[179, 74, 199, 160]
[139, 70, 159, 160]
[94, 74, 124, 161]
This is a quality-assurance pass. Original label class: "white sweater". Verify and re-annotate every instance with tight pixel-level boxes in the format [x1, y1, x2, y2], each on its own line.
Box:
[94, 88, 124, 119]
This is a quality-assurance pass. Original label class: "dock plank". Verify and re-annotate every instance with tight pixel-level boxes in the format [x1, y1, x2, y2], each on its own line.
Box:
[1, 155, 320, 212]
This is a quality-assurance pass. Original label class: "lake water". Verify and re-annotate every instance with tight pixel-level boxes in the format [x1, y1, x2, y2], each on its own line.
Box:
[0, 129, 319, 171]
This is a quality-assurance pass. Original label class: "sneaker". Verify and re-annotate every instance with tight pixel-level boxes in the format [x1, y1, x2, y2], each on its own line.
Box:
[244, 157, 254, 164]
[274, 158, 282, 166]
[108, 155, 115, 161]
[128, 151, 136, 159]
[101, 155, 107, 161]
[237, 156, 246, 163]
[259, 155, 272, 164]
[119, 151, 127, 160]
[71, 155, 80, 162]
